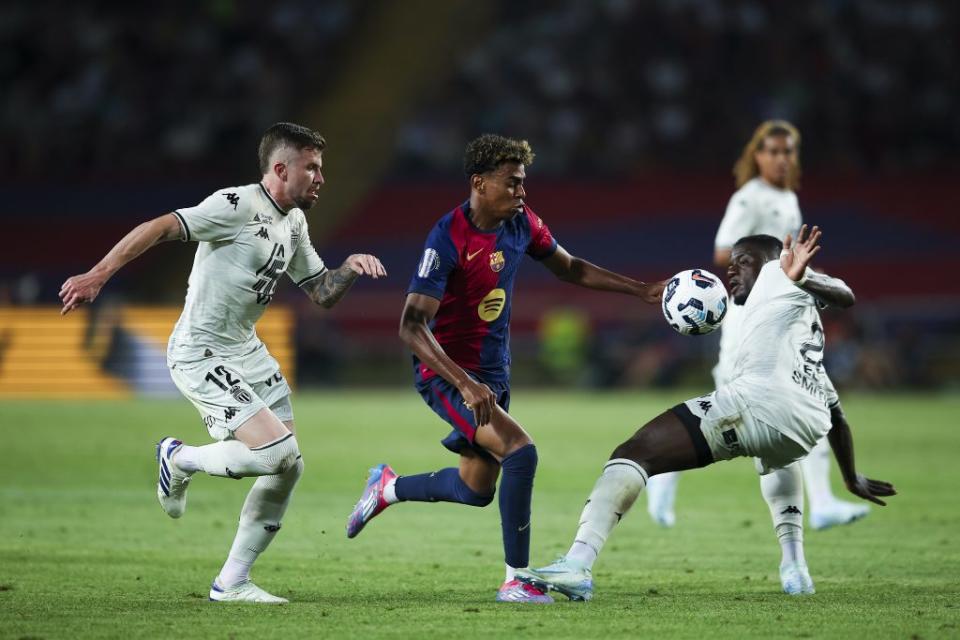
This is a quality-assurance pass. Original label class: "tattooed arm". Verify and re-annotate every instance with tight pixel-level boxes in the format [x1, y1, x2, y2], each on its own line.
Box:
[300, 254, 387, 308]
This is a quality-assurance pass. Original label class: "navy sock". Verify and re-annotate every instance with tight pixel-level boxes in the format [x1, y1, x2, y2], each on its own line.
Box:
[498, 443, 538, 569]
[395, 468, 494, 507]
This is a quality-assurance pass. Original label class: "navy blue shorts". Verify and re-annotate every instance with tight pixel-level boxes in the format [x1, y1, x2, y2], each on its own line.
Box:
[416, 375, 510, 460]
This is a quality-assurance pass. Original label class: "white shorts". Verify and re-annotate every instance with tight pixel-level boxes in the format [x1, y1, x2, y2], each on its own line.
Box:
[169, 344, 293, 441]
[674, 386, 810, 474]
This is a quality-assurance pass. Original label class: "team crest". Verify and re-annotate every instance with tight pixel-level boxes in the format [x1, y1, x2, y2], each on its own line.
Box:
[489, 251, 505, 273]
[230, 385, 253, 404]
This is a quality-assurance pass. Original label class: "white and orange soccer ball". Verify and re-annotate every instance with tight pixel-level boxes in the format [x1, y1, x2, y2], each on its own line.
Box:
[661, 269, 728, 335]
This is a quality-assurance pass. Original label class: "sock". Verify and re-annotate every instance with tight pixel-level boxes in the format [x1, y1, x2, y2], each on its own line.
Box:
[505, 564, 517, 583]
[499, 444, 538, 570]
[394, 468, 494, 506]
[217, 457, 303, 588]
[800, 438, 836, 512]
[645, 471, 680, 515]
[182, 435, 298, 479]
[382, 476, 398, 504]
[567, 458, 647, 570]
[759, 462, 806, 567]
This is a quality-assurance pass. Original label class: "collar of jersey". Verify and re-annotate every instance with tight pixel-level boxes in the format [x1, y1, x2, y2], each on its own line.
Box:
[461, 200, 501, 235]
[259, 183, 290, 216]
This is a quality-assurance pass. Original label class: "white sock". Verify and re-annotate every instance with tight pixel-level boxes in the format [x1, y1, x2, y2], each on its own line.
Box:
[172, 445, 200, 474]
[217, 457, 303, 588]
[382, 477, 398, 504]
[505, 564, 517, 582]
[646, 471, 680, 514]
[759, 463, 806, 567]
[800, 438, 835, 511]
[191, 435, 299, 478]
[566, 459, 648, 570]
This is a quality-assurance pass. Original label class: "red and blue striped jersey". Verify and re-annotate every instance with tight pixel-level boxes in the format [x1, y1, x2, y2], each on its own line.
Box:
[407, 200, 558, 383]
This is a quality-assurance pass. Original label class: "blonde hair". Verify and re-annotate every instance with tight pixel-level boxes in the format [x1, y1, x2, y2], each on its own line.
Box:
[733, 120, 801, 190]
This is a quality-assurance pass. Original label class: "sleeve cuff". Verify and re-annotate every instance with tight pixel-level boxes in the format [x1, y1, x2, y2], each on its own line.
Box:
[172, 211, 191, 242]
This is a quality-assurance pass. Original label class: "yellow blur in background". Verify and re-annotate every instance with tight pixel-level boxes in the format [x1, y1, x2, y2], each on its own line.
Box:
[0, 306, 294, 399]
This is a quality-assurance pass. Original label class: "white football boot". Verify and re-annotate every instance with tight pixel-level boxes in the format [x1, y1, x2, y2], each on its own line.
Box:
[209, 580, 288, 604]
[809, 500, 870, 531]
[156, 437, 191, 518]
[780, 562, 816, 595]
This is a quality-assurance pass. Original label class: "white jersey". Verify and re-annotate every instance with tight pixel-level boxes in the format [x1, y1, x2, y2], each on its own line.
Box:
[714, 178, 802, 385]
[727, 261, 832, 449]
[167, 183, 326, 363]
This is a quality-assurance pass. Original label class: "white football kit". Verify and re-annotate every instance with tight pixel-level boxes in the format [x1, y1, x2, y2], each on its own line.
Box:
[679, 261, 835, 472]
[167, 183, 326, 438]
[713, 177, 802, 386]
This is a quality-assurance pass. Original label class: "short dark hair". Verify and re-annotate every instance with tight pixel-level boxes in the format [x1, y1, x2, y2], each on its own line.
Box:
[734, 234, 784, 258]
[463, 134, 535, 176]
[258, 122, 326, 174]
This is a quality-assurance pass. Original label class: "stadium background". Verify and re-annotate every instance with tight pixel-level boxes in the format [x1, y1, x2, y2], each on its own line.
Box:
[2, 1, 958, 398]
[2, 3, 959, 638]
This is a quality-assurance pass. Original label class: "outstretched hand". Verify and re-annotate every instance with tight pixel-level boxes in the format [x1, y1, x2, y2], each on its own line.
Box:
[59, 270, 107, 315]
[640, 279, 668, 305]
[780, 224, 822, 282]
[846, 473, 897, 506]
[344, 254, 387, 279]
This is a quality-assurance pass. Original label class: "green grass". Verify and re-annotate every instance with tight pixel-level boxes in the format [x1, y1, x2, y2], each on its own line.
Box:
[1, 390, 958, 639]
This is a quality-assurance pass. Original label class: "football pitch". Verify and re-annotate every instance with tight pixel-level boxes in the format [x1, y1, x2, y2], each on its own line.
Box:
[1, 390, 958, 639]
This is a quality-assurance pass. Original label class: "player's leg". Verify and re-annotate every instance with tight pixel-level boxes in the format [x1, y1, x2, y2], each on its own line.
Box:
[346, 377, 501, 539]
[758, 461, 814, 595]
[802, 438, 869, 530]
[212, 397, 302, 604]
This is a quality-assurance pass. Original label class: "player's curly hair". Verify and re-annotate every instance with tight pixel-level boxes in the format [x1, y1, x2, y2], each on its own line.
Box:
[463, 134, 535, 176]
[733, 120, 801, 190]
[258, 122, 327, 174]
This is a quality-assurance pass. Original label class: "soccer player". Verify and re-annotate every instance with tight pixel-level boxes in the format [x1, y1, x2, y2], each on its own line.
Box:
[344, 134, 664, 603]
[646, 120, 871, 531]
[60, 122, 386, 603]
[519, 227, 896, 600]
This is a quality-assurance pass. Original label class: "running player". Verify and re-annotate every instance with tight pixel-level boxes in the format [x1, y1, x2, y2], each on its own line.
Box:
[519, 226, 895, 600]
[344, 134, 664, 603]
[646, 120, 871, 531]
[60, 122, 386, 603]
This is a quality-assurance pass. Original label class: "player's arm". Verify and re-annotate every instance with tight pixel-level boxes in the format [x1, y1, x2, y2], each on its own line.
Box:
[398, 293, 496, 426]
[300, 254, 386, 309]
[59, 213, 184, 315]
[826, 402, 897, 506]
[541, 246, 665, 304]
[780, 224, 855, 308]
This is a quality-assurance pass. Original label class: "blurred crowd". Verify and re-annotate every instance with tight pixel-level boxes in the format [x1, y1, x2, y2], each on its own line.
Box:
[397, 0, 958, 177]
[3, 1, 956, 181]
[1, 1, 361, 181]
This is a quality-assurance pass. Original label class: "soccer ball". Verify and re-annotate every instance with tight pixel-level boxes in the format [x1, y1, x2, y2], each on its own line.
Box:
[661, 269, 728, 335]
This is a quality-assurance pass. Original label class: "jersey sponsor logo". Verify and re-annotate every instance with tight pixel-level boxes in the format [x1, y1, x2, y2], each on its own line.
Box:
[417, 248, 439, 277]
[466, 248, 484, 261]
[489, 250, 505, 273]
[224, 192, 240, 210]
[478, 288, 506, 321]
[230, 385, 253, 404]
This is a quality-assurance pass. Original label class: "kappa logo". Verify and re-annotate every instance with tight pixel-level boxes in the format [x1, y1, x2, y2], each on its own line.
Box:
[255, 227, 269, 240]
[466, 248, 484, 261]
[781, 505, 802, 515]
[698, 400, 713, 414]
[225, 467, 242, 480]
[224, 192, 240, 210]
[224, 407, 239, 421]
